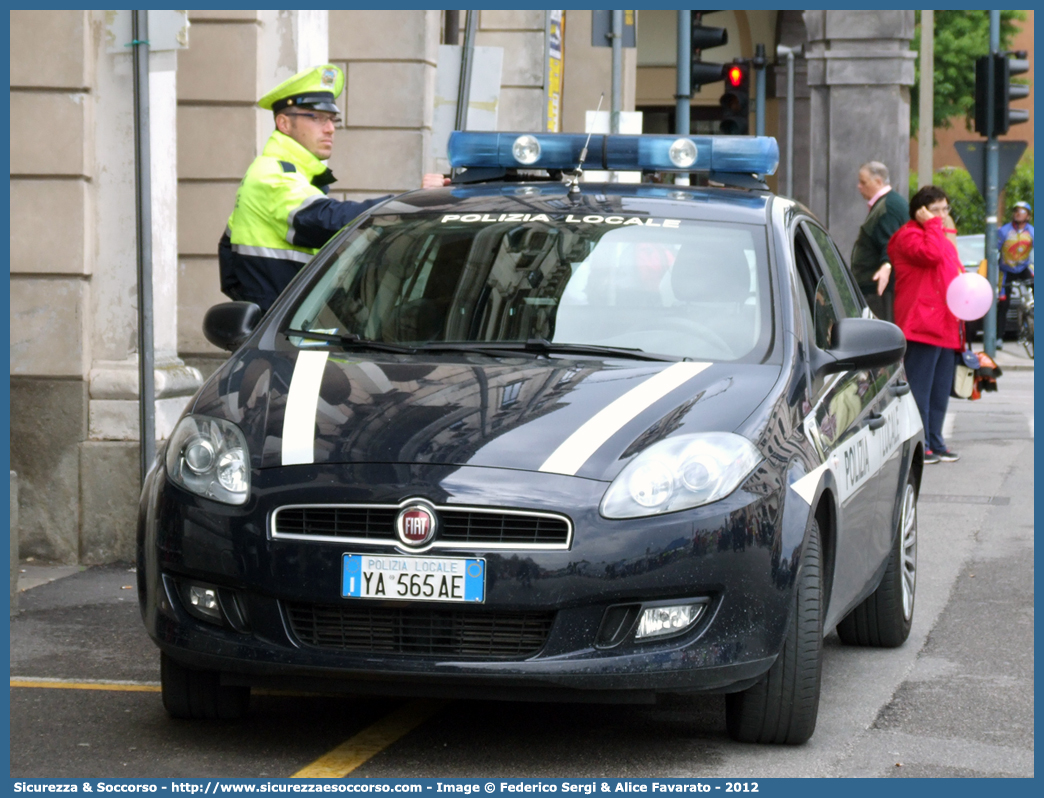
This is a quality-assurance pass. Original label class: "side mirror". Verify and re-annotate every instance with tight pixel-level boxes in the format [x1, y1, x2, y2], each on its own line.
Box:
[812, 317, 906, 376]
[203, 302, 262, 352]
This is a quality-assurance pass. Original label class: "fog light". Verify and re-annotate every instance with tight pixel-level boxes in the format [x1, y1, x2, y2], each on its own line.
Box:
[635, 603, 705, 640]
[187, 585, 222, 622]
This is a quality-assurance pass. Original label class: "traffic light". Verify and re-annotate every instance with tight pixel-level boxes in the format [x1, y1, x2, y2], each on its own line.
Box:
[690, 12, 728, 93]
[719, 61, 750, 134]
[1001, 51, 1031, 134]
[975, 51, 1031, 137]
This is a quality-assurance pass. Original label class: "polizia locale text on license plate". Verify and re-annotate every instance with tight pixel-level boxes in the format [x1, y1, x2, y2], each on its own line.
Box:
[341, 554, 486, 602]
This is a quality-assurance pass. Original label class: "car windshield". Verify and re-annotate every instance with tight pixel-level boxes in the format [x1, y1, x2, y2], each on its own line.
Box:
[288, 212, 771, 361]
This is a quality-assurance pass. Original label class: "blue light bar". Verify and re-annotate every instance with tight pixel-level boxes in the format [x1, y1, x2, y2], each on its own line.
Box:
[447, 132, 779, 176]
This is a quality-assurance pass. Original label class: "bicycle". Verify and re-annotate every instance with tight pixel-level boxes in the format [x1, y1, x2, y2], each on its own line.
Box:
[1013, 278, 1033, 359]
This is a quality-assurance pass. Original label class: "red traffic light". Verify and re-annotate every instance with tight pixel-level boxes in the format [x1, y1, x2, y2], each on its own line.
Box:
[727, 65, 744, 87]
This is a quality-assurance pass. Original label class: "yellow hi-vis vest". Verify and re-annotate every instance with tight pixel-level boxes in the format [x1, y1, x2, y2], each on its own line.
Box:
[227, 130, 329, 266]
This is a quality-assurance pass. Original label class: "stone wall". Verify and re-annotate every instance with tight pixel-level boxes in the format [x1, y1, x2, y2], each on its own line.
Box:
[10, 10, 93, 562]
[10, 11, 201, 564]
[328, 10, 440, 199]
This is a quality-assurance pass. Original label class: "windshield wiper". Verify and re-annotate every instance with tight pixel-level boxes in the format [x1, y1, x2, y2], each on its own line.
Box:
[522, 338, 681, 362]
[284, 329, 417, 354]
[414, 342, 541, 359]
[421, 339, 680, 362]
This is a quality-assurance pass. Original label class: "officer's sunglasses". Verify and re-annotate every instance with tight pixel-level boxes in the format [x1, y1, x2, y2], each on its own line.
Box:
[285, 111, 341, 126]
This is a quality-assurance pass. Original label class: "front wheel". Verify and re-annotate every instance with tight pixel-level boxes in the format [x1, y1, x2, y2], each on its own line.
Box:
[725, 518, 823, 745]
[836, 474, 917, 647]
[1019, 308, 1033, 359]
[161, 653, 250, 720]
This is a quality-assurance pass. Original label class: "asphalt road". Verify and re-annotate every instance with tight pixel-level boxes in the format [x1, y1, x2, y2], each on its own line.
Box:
[9, 372, 1034, 779]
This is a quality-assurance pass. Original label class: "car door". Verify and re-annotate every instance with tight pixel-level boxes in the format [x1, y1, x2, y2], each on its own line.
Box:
[790, 221, 886, 617]
[804, 221, 907, 566]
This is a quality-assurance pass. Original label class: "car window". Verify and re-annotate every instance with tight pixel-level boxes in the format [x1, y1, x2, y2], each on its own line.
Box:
[804, 223, 863, 318]
[793, 228, 839, 350]
[288, 213, 773, 362]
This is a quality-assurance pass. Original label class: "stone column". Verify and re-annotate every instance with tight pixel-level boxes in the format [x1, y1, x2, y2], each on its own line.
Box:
[803, 10, 915, 256]
[82, 11, 202, 563]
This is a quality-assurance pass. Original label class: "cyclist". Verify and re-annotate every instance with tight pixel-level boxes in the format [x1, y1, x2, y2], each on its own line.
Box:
[996, 201, 1034, 347]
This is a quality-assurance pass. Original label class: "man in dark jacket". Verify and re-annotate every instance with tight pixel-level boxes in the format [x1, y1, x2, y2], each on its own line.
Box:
[850, 161, 908, 322]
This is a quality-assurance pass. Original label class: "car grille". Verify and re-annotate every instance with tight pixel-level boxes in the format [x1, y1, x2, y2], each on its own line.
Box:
[285, 603, 556, 660]
[272, 505, 571, 548]
[276, 507, 398, 540]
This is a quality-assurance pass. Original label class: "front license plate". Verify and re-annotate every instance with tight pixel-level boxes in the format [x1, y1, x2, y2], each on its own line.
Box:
[341, 554, 485, 603]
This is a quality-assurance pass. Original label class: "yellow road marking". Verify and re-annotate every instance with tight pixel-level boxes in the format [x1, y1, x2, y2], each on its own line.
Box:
[292, 700, 446, 778]
[13, 677, 446, 778]
[11, 679, 161, 692]
[10, 677, 372, 700]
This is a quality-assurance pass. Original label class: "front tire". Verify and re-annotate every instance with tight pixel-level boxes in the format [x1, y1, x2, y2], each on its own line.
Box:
[1019, 308, 1033, 359]
[836, 475, 917, 647]
[161, 653, 250, 720]
[725, 519, 823, 745]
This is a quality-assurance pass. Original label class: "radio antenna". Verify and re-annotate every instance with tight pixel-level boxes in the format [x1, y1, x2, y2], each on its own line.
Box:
[568, 92, 604, 194]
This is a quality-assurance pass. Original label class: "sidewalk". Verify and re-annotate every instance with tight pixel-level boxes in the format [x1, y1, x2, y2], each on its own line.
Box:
[16, 561, 87, 592]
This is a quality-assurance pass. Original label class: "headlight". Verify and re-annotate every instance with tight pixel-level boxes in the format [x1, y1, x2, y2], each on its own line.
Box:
[165, 415, 251, 505]
[600, 433, 762, 519]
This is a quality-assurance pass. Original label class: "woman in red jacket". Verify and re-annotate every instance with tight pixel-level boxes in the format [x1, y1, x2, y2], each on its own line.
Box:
[888, 185, 964, 464]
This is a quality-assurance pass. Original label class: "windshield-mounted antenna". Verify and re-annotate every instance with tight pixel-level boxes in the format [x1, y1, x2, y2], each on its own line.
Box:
[566, 93, 604, 195]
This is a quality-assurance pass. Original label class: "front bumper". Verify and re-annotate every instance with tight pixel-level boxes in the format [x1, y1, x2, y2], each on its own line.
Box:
[139, 461, 798, 699]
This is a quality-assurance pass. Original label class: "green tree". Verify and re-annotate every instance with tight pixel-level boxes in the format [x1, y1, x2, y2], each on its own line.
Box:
[1003, 151, 1034, 218]
[910, 10, 1025, 136]
[909, 151, 1034, 235]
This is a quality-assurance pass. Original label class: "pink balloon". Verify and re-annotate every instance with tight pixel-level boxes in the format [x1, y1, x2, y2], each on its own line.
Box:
[946, 272, 994, 320]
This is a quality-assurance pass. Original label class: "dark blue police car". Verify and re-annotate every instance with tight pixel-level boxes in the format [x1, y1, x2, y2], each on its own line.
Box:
[138, 132, 924, 744]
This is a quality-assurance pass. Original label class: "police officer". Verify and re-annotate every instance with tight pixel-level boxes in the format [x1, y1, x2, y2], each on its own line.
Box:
[219, 65, 446, 311]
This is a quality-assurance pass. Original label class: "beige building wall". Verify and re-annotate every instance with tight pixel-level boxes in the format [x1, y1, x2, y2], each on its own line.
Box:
[10, 10, 94, 563]
[177, 10, 264, 360]
[561, 10, 637, 133]
[328, 10, 441, 201]
[11, 11, 203, 564]
[476, 10, 547, 131]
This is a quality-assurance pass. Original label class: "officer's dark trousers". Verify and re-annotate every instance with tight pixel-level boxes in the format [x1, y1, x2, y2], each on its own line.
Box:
[904, 340, 954, 454]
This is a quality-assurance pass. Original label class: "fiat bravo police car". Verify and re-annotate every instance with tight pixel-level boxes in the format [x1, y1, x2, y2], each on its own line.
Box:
[138, 131, 924, 744]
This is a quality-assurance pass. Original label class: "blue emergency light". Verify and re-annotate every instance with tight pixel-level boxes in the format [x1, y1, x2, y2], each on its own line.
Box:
[447, 132, 779, 176]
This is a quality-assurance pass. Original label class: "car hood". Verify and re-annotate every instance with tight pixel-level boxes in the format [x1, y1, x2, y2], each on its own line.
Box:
[192, 349, 781, 482]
